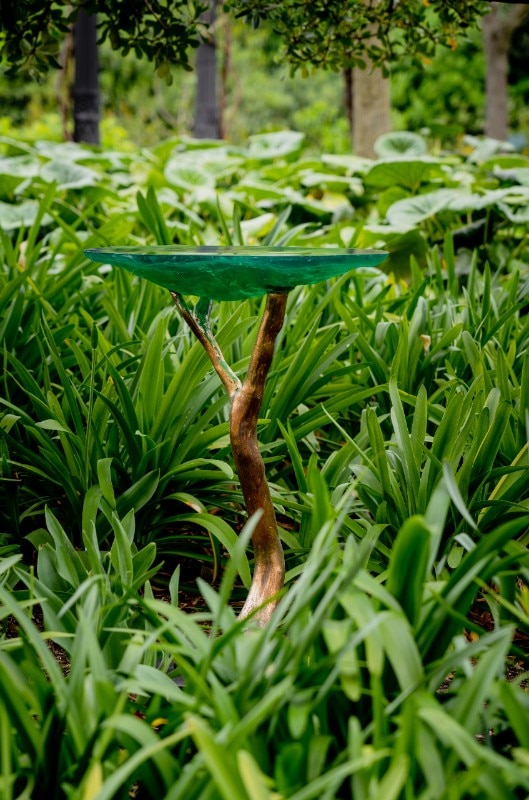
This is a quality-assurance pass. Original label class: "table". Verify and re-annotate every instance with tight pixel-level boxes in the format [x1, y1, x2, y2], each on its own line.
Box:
[85, 245, 388, 624]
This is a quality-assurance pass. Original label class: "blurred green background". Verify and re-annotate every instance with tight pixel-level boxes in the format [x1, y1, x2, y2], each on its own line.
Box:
[3, 17, 528, 152]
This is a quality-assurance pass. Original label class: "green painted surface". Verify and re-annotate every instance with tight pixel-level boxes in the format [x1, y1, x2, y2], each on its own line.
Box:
[84, 245, 388, 300]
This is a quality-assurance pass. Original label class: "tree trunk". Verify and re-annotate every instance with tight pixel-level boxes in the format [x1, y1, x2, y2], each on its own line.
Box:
[352, 64, 391, 157]
[483, 3, 529, 140]
[56, 31, 74, 141]
[193, 0, 221, 139]
[218, 11, 231, 139]
[72, 9, 100, 145]
[348, 0, 391, 158]
[343, 67, 354, 147]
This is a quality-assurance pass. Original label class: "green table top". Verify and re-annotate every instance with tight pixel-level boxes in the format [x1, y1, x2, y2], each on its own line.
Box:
[84, 245, 388, 300]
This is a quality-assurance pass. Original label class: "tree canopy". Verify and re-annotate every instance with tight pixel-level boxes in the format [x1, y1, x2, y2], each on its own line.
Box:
[0, 0, 525, 79]
[0, 0, 209, 77]
[225, 0, 490, 75]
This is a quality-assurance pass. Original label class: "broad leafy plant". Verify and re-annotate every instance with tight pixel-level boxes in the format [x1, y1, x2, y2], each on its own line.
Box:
[1, 131, 529, 798]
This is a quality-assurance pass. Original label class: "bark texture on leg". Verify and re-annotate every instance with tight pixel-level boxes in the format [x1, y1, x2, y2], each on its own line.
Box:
[173, 290, 288, 625]
[230, 293, 288, 624]
[171, 292, 241, 396]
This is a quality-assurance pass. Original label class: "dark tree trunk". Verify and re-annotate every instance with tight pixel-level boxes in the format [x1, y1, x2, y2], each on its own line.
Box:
[56, 31, 74, 141]
[343, 67, 354, 147]
[193, 0, 220, 139]
[483, 3, 529, 140]
[72, 9, 100, 145]
[218, 11, 231, 139]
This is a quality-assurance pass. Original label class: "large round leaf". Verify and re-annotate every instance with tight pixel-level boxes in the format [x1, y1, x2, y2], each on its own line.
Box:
[374, 132, 428, 158]
[40, 160, 100, 190]
[386, 189, 466, 227]
[0, 155, 41, 179]
[0, 155, 41, 198]
[321, 153, 372, 175]
[381, 230, 428, 278]
[0, 200, 51, 230]
[480, 154, 529, 171]
[164, 161, 217, 191]
[247, 131, 305, 162]
[299, 170, 363, 194]
[84, 245, 387, 300]
[386, 187, 526, 228]
[365, 157, 445, 190]
[496, 168, 529, 187]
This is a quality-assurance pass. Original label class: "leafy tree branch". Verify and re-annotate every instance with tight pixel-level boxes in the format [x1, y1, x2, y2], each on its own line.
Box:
[0, 0, 525, 79]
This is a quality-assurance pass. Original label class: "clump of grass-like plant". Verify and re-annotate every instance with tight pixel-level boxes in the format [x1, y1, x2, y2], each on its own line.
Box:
[2, 489, 528, 799]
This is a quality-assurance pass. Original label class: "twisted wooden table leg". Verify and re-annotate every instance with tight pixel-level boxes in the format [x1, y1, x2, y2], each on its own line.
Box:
[230, 293, 288, 623]
[172, 290, 288, 625]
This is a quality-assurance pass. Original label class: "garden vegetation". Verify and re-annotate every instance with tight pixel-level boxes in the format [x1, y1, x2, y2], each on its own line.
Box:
[0, 128, 529, 798]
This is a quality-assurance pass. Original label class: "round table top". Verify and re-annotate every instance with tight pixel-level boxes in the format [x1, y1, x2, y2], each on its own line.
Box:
[84, 245, 388, 300]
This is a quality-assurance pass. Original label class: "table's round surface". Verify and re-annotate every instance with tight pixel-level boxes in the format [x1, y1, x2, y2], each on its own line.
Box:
[84, 245, 387, 300]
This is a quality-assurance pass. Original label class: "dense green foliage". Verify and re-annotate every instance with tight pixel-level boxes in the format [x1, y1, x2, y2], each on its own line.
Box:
[1, 130, 529, 797]
[393, 18, 529, 141]
[0, 30, 353, 151]
[392, 31, 486, 139]
[1, 0, 489, 78]
[225, 0, 488, 74]
[0, 0, 209, 77]
[3, 14, 527, 155]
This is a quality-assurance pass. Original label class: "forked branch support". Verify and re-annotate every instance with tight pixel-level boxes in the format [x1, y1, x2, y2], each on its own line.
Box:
[172, 291, 289, 625]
